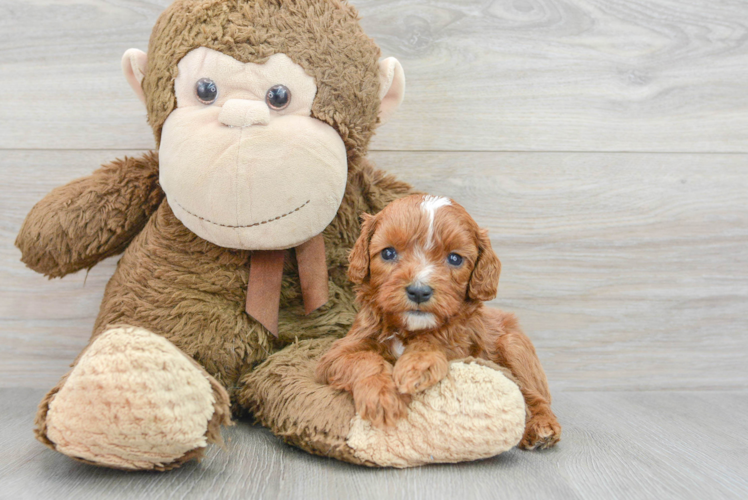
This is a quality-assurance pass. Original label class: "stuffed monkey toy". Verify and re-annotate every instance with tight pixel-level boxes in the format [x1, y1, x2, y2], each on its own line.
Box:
[16, 0, 557, 470]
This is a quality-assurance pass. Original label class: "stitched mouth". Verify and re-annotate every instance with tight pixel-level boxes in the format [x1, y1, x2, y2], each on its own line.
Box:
[173, 199, 310, 229]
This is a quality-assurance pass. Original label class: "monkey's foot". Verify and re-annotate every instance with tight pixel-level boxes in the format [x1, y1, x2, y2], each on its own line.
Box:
[35, 325, 231, 471]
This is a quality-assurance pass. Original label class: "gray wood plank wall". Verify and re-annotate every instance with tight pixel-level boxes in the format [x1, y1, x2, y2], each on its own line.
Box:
[2, 150, 747, 391]
[1, 0, 745, 391]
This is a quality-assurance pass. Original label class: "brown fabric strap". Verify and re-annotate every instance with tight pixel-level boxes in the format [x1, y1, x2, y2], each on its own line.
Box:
[246, 250, 286, 337]
[296, 234, 329, 315]
[245, 236, 330, 337]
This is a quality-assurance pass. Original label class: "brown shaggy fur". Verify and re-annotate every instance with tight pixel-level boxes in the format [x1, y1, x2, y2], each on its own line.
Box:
[16, 0, 411, 468]
[316, 195, 561, 449]
[15, 152, 163, 278]
[144, 0, 383, 156]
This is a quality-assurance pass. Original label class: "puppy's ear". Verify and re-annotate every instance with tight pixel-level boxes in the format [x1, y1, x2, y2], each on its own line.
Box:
[348, 213, 377, 284]
[467, 229, 501, 301]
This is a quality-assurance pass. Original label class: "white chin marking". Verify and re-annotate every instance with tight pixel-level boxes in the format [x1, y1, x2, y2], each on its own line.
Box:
[420, 195, 451, 249]
[402, 312, 438, 331]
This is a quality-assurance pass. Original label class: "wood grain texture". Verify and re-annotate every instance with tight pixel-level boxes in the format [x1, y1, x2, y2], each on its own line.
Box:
[2, 150, 746, 391]
[1, 0, 747, 152]
[2, 388, 747, 499]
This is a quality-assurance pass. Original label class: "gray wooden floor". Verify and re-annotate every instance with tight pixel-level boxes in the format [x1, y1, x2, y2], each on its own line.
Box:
[1, 0, 747, 498]
[2, 389, 747, 500]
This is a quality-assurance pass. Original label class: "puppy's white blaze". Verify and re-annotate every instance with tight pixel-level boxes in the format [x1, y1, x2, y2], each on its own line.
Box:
[420, 195, 451, 249]
[411, 247, 433, 285]
[414, 263, 434, 285]
[402, 312, 438, 331]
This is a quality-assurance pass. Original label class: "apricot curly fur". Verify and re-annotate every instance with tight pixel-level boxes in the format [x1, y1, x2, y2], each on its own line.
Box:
[317, 195, 561, 448]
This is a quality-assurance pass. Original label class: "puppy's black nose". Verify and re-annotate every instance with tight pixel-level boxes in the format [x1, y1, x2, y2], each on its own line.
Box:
[406, 284, 433, 304]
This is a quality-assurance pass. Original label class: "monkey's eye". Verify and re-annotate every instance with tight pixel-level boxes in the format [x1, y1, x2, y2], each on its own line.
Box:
[266, 85, 291, 110]
[381, 247, 398, 262]
[195, 78, 218, 104]
[447, 253, 464, 266]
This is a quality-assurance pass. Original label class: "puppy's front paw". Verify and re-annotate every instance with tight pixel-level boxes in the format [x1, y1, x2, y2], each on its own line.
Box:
[393, 352, 449, 395]
[353, 375, 409, 429]
[520, 410, 561, 450]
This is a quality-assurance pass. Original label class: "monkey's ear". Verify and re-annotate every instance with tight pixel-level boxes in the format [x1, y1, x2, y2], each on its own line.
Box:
[467, 229, 502, 302]
[377, 57, 405, 126]
[121, 49, 148, 104]
[348, 213, 377, 285]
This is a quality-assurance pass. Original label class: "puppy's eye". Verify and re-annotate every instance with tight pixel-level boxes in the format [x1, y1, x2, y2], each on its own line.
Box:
[195, 78, 218, 104]
[381, 247, 398, 261]
[447, 253, 463, 266]
[266, 84, 291, 110]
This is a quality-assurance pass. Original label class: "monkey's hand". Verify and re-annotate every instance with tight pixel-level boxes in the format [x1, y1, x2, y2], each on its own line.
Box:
[16, 151, 163, 278]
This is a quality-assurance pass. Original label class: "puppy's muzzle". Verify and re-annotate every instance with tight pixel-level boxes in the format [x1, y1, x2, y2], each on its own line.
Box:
[406, 284, 433, 304]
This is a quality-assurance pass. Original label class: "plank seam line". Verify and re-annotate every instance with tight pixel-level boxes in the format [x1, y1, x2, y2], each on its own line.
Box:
[2, 148, 748, 155]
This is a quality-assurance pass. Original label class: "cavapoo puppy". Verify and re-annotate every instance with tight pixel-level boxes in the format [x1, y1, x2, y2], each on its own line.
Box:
[316, 194, 561, 449]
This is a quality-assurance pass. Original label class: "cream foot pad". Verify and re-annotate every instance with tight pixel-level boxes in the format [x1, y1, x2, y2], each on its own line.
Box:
[39, 325, 230, 470]
[240, 338, 527, 467]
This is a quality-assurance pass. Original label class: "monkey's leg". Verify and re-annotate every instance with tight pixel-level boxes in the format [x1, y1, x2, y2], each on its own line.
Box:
[485, 308, 562, 450]
[35, 325, 231, 471]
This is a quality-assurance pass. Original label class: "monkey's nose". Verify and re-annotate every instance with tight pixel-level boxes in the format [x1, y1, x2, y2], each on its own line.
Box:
[218, 99, 270, 128]
[406, 284, 433, 304]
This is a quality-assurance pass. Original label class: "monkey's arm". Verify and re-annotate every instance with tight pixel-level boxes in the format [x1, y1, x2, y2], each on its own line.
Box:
[16, 151, 163, 278]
